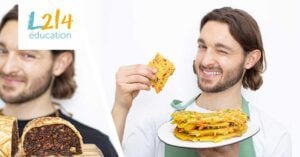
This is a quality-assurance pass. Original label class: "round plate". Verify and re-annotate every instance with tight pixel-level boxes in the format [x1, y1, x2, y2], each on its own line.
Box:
[158, 121, 260, 148]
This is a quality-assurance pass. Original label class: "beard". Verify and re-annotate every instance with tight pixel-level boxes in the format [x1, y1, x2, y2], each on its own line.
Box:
[0, 68, 53, 104]
[196, 60, 245, 93]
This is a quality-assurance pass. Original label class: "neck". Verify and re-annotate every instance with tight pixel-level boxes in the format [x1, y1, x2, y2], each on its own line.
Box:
[2, 90, 55, 120]
[196, 82, 243, 110]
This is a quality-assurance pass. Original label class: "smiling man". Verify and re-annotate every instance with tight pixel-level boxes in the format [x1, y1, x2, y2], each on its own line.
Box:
[0, 5, 118, 157]
[112, 7, 291, 157]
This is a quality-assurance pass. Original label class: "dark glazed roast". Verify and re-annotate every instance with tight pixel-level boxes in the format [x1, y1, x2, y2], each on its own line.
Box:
[19, 117, 83, 156]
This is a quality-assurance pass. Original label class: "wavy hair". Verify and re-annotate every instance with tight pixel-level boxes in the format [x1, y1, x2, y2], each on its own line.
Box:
[200, 7, 266, 90]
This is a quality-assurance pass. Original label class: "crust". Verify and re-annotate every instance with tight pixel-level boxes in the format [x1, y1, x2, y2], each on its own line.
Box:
[0, 116, 17, 157]
[19, 117, 83, 156]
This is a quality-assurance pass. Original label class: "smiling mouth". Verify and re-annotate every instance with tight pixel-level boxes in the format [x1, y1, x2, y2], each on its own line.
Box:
[199, 66, 222, 79]
[1, 77, 25, 85]
[203, 70, 221, 76]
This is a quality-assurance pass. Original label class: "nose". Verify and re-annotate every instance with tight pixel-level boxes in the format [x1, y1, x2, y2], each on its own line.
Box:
[199, 48, 217, 67]
[0, 51, 20, 75]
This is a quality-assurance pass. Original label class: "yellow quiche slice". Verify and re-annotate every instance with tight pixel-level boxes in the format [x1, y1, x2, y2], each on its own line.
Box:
[148, 53, 175, 93]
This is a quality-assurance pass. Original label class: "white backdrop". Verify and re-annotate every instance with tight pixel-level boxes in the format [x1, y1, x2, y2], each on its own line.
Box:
[0, 1, 122, 156]
[101, 0, 299, 156]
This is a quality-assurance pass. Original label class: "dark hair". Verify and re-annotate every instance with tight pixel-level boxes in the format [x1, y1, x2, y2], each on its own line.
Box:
[51, 51, 77, 99]
[200, 7, 266, 91]
[0, 5, 18, 32]
[1, 5, 77, 98]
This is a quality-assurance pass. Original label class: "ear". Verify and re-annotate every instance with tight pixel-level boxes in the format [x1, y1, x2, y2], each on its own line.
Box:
[244, 49, 261, 69]
[193, 60, 196, 74]
[52, 52, 73, 76]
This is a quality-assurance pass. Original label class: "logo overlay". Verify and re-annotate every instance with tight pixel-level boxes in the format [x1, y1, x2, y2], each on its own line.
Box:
[19, 1, 79, 50]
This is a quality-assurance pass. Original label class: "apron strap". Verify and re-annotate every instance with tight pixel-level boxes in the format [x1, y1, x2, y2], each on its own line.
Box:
[165, 95, 256, 157]
[238, 97, 256, 157]
[171, 94, 200, 111]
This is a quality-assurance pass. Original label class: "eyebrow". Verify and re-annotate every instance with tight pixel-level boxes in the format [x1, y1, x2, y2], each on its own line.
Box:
[0, 41, 6, 47]
[0, 42, 41, 54]
[197, 38, 205, 44]
[197, 38, 233, 51]
[215, 43, 233, 52]
[21, 50, 39, 53]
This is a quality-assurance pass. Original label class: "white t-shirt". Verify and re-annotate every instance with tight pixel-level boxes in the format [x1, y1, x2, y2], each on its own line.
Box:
[122, 101, 292, 157]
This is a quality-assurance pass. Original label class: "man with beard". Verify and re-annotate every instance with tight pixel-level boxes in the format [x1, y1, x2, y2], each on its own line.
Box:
[112, 7, 291, 157]
[0, 5, 118, 157]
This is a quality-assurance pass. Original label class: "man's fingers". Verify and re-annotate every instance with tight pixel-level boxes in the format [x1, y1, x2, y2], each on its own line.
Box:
[120, 83, 151, 92]
[118, 75, 152, 86]
[117, 64, 156, 80]
[197, 143, 239, 157]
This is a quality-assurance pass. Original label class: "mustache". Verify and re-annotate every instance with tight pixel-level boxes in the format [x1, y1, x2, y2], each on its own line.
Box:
[0, 72, 27, 82]
[199, 64, 222, 72]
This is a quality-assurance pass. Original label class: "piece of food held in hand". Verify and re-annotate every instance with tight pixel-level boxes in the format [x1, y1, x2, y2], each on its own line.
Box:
[0, 116, 19, 157]
[171, 110, 248, 142]
[19, 117, 83, 157]
[148, 53, 175, 93]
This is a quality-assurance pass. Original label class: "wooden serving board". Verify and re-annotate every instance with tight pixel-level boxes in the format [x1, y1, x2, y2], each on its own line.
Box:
[82, 144, 104, 157]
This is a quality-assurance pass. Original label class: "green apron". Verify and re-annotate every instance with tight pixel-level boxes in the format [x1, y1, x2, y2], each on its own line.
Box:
[165, 96, 256, 157]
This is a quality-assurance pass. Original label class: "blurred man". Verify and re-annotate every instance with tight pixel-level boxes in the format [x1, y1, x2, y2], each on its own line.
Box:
[113, 7, 291, 157]
[0, 5, 118, 157]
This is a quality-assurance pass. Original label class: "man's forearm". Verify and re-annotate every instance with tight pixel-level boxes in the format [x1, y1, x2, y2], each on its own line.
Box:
[112, 103, 130, 142]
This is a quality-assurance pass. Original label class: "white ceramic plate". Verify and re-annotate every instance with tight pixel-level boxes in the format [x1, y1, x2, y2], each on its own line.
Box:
[158, 121, 260, 148]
